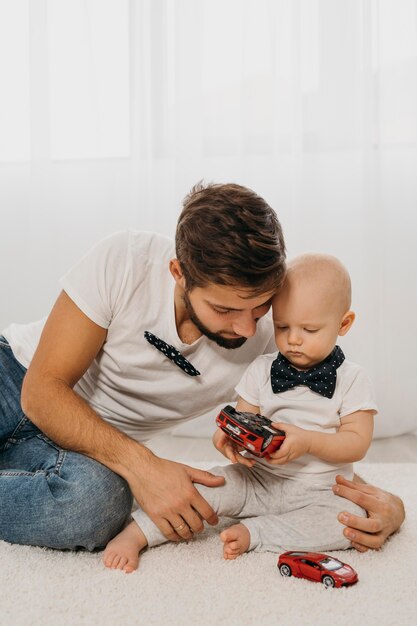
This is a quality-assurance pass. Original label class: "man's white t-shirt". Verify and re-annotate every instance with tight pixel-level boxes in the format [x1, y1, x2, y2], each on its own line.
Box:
[235, 353, 378, 483]
[3, 231, 276, 442]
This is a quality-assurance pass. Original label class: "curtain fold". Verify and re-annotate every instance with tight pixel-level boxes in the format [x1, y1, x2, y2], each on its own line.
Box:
[1, 0, 416, 435]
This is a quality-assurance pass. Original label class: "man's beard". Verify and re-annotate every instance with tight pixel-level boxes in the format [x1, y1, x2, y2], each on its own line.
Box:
[182, 291, 247, 350]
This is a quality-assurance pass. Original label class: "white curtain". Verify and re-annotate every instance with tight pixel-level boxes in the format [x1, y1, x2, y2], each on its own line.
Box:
[1, 0, 416, 436]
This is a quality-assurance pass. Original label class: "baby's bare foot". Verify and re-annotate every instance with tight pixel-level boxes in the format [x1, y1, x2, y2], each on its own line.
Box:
[103, 521, 147, 573]
[220, 523, 250, 560]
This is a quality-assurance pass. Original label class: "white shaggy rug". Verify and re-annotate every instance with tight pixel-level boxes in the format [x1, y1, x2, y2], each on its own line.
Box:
[1, 462, 416, 626]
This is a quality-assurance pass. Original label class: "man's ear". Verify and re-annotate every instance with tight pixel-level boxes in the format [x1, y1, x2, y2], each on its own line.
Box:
[338, 310, 355, 336]
[169, 259, 186, 288]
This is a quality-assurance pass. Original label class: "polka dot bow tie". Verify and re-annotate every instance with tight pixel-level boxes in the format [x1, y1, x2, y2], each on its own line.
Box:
[270, 346, 345, 399]
[144, 331, 201, 377]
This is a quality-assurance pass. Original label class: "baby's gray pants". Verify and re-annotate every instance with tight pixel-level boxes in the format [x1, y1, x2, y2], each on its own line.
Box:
[132, 463, 366, 553]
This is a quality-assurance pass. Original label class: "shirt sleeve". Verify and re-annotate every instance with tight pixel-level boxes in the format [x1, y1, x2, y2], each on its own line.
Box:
[59, 231, 130, 329]
[235, 356, 268, 407]
[339, 365, 379, 418]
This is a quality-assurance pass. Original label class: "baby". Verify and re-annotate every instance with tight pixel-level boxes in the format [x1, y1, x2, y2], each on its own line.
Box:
[103, 253, 377, 572]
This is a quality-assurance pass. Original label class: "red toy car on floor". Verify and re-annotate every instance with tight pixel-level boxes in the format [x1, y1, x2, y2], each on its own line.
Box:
[216, 405, 285, 458]
[278, 551, 358, 588]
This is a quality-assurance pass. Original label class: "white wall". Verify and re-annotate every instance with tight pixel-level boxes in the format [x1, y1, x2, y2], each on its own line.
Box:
[3, 149, 417, 438]
[1, 0, 417, 438]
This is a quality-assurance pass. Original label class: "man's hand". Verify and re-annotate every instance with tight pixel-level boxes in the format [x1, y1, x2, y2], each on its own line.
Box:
[212, 428, 255, 468]
[129, 455, 226, 541]
[265, 423, 310, 464]
[333, 474, 406, 552]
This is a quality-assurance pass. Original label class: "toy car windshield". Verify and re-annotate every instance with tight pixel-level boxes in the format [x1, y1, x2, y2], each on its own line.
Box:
[319, 558, 343, 571]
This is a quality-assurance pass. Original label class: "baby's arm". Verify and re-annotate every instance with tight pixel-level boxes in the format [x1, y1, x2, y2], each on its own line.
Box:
[269, 410, 374, 465]
[310, 410, 374, 463]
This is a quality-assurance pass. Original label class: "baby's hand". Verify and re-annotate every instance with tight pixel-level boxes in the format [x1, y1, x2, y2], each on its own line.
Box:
[212, 428, 256, 468]
[265, 423, 311, 465]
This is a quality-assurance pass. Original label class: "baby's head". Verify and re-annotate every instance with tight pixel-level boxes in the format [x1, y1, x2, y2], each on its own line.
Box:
[272, 253, 355, 369]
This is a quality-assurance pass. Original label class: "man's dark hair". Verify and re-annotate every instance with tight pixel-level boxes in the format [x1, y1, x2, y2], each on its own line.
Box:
[175, 182, 286, 295]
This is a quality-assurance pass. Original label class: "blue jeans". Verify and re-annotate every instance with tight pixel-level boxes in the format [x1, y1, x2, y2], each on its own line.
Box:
[0, 336, 133, 550]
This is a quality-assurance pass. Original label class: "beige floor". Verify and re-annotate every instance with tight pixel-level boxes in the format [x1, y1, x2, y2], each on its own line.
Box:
[148, 432, 417, 463]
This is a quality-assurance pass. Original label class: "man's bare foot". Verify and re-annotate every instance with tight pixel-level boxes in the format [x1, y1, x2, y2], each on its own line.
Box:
[220, 523, 250, 560]
[103, 521, 148, 573]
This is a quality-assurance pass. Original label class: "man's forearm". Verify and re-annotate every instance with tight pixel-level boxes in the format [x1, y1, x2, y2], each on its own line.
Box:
[21, 376, 153, 482]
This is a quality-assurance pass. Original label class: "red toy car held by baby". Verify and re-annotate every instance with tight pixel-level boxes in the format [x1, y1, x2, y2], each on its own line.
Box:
[215, 405, 285, 458]
[278, 551, 358, 588]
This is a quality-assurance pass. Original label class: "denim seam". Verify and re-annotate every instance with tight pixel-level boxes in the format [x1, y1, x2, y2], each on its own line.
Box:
[34, 435, 67, 477]
[52, 448, 66, 477]
[2, 416, 30, 450]
[2, 437, 27, 448]
[0, 451, 66, 478]
[0, 469, 48, 477]
[2, 430, 67, 477]
[36, 433, 61, 450]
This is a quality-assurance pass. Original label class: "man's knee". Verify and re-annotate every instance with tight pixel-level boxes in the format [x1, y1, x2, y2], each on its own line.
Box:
[78, 470, 133, 550]
[49, 459, 133, 551]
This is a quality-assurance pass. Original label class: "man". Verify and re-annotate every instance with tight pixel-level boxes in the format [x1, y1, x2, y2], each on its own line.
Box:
[0, 183, 404, 552]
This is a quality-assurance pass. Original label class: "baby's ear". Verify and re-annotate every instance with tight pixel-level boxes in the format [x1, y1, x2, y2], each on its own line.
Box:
[339, 311, 355, 336]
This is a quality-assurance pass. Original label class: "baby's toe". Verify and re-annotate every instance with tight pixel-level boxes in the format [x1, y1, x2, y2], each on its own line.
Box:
[124, 552, 140, 573]
[103, 551, 117, 569]
[116, 556, 128, 570]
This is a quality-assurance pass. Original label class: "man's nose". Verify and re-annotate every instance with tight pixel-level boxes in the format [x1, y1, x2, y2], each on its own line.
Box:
[232, 314, 257, 338]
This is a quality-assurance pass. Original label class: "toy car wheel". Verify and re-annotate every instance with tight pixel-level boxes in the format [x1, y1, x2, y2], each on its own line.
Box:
[322, 575, 335, 588]
[279, 564, 292, 577]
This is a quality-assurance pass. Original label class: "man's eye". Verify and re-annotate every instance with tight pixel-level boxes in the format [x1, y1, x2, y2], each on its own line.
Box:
[214, 308, 231, 315]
